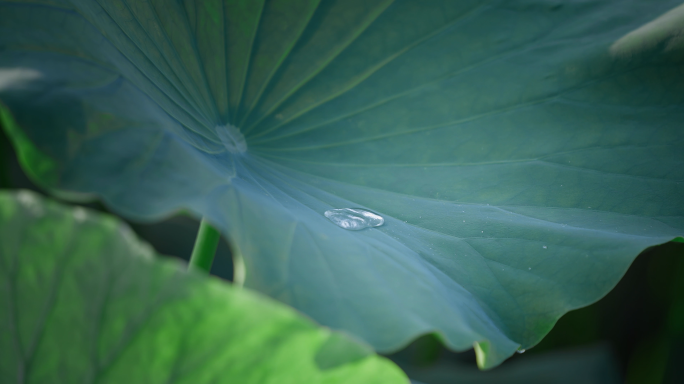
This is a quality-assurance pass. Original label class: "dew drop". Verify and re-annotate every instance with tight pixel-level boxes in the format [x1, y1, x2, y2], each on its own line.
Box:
[17, 190, 37, 206]
[17, 190, 43, 216]
[324, 208, 384, 231]
[543, 245, 547, 249]
[72, 207, 87, 222]
[516, 348, 526, 354]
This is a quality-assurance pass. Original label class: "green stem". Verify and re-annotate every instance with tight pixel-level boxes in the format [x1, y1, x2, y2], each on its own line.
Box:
[232, 248, 246, 288]
[189, 218, 220, 273]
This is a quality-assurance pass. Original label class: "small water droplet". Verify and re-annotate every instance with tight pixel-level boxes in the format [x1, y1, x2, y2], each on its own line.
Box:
[73, 207, 87, 222]
[17, 191, 43, 216]
[517, 348, 526, 354]
[463, 220, 466, 222]
[324, 208, 384, 231]
[17, 190, 36, 205]
[528, 267, 531, 270]
[543, 245, 547, 249]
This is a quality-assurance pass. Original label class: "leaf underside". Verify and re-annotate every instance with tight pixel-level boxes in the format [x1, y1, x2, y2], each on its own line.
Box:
[1, 0, 683, 368]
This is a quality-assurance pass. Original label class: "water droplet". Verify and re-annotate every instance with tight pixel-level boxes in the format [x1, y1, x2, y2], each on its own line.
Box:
[543, 245, 547, 249]
[528, 267, 531, 270]
[324, 208, 384, 231]
[517, 348, 526, 354]
[73, 207, 87, 222]
[17, 191, 43, 216]
[216, 124, 247, 154]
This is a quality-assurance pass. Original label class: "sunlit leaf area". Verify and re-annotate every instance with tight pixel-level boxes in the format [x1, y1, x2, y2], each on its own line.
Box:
[1, 0, 682, 382]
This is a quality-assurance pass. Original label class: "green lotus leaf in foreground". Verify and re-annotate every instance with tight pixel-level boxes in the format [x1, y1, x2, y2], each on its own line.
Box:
[0, 190, 407, 383]
[1, 0, 683, 368]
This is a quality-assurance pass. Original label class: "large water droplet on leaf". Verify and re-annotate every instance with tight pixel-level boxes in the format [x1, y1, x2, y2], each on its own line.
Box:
[324, 208, 384, 231]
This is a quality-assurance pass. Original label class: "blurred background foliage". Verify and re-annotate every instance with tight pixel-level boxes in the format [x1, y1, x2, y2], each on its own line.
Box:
[2, 121, 682, 383]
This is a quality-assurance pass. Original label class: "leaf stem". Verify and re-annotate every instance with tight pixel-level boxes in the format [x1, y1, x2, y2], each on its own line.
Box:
[232, 249, 246, 288]
[189, 218, 220, 273]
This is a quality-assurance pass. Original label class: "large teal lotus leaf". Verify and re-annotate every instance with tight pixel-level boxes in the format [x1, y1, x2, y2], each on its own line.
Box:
[1, 0, 683, 369]
[0, 190, 407, 383]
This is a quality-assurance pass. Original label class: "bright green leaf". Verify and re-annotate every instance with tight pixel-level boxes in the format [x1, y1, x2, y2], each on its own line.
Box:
[0, 190, 407, 383]
[1, 0, 683, 368]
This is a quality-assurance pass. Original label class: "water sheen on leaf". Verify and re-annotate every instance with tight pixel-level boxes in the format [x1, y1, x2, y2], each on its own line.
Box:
[1, 0, 683, 369]
[0, 190, 407, 383]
